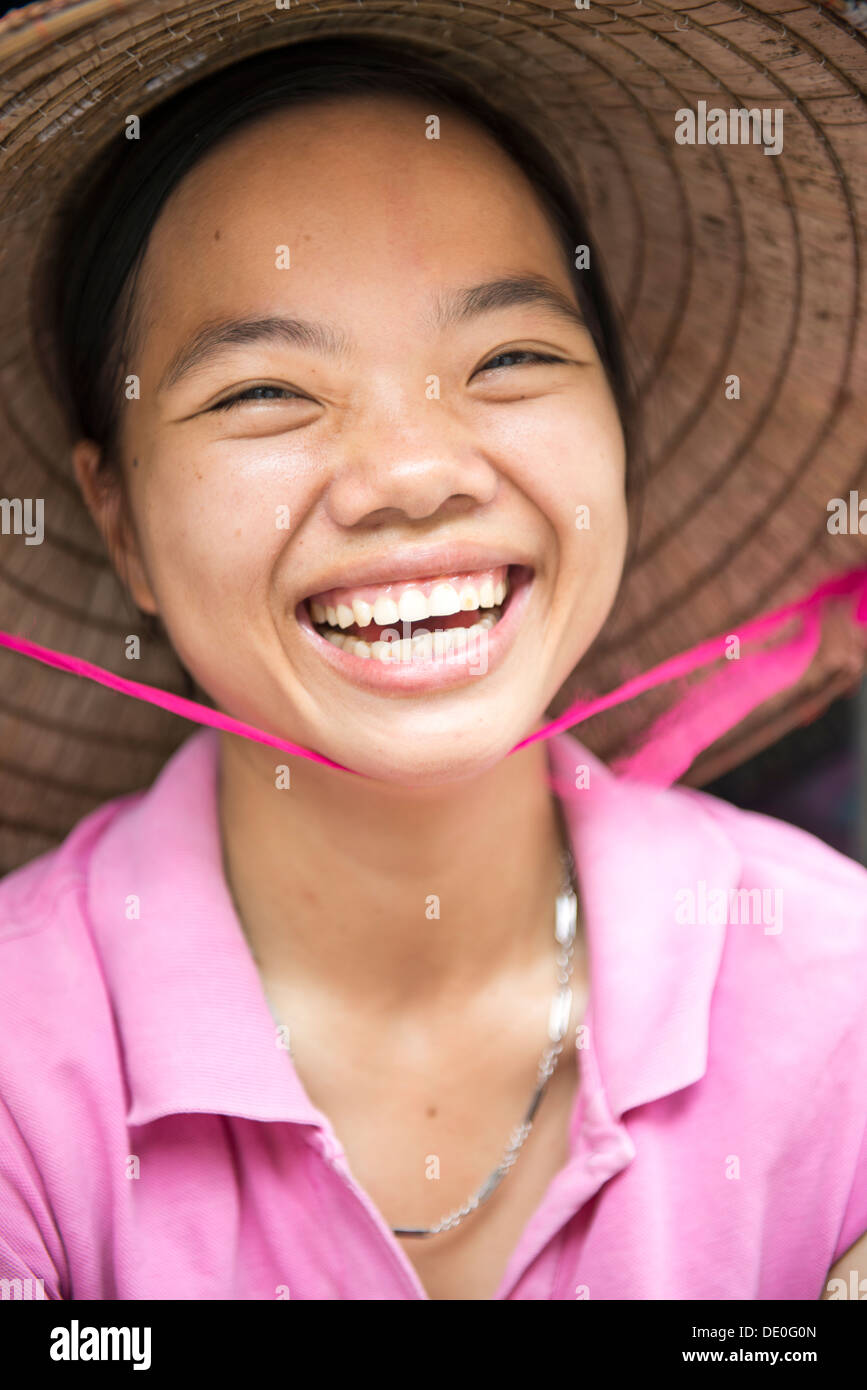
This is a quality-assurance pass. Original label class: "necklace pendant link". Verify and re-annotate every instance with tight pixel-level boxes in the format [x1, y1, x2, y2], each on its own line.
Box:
[391, 849, 581, 1239]
[548, 985, 573, 1042]
[555, 887, 577, 945]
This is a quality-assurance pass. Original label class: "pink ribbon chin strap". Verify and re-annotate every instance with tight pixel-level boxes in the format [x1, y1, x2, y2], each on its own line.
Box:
[1, 565, 865, 785]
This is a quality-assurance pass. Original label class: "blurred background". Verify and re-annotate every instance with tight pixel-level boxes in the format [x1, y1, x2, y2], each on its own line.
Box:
[704, 678, 867, 866]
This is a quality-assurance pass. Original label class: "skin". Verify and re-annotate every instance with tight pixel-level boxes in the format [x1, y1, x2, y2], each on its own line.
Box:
[70, 92, 865, 1301]
[821, 1231, 867, 1299]
[74, 91, 628, 1005]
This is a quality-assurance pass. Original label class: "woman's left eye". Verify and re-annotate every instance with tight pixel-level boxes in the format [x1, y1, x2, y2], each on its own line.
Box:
[476, 349, 565, 374]
[210, 385, 305, 412]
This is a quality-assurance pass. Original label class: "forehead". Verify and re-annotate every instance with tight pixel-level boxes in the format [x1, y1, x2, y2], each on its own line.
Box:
[134, 93, 571, 347]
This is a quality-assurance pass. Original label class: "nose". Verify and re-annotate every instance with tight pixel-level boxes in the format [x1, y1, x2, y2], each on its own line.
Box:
[322, 388, 500, 528]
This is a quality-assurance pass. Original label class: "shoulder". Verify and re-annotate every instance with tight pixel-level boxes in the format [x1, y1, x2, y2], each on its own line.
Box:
[676, 782, 867, 924]
[0, 792, 146, 1297]
[670, 783, 867, 1061]
[0, 788, 138, 950]
[0, 728, 209, 947]
[0, 788, 143, 1112]
[673, 787, 867, 1271]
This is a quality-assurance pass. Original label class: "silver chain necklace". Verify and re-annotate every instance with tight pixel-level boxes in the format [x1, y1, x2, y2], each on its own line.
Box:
[392, 839, 580, 1239]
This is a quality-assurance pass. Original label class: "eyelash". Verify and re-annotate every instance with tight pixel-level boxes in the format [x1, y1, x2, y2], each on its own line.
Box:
[208, 350, 566, 411]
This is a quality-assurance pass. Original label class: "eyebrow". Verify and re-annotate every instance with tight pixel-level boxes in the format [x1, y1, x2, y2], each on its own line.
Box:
[157, 273, 588, 395]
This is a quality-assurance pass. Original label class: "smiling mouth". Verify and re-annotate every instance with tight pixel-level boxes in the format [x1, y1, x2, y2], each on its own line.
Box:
[302, 563, 529, 664]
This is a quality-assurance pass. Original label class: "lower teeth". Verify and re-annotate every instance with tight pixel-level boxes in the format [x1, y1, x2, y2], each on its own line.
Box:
[317, 608, 501, 662]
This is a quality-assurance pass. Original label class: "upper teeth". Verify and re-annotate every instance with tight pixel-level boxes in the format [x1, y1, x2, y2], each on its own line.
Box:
[311, 575, 508, 629]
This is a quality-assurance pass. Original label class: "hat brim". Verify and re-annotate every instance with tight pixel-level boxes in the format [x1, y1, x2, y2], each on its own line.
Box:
[1, 0, 866, 868]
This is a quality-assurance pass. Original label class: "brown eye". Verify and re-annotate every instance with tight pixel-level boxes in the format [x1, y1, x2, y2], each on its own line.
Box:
[210, 385, 306, 412]
[476, 350, 565, 374]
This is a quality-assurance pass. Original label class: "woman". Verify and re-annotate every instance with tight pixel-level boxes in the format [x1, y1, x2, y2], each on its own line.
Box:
[0, 3, 865, 1301]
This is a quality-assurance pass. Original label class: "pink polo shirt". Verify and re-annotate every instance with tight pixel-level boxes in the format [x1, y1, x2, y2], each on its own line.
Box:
[1, 725, 865, 1300]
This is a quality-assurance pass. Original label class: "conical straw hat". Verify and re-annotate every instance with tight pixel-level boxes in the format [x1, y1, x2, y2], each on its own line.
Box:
[1, 0, 866, 871]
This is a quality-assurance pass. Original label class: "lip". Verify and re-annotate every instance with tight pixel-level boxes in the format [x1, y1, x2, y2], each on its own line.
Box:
[298, 543, 536, 602]
[296, 563, 535, 694]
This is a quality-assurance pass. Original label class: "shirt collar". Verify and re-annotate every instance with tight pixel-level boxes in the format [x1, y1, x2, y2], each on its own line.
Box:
[545, 733, 738, 1118]
[87, 729, 324, 1129]
[85, 727, 739, 1129]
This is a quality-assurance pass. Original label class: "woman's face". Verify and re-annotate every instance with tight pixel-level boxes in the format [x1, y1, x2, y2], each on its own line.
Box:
[84, 92, 628, 783]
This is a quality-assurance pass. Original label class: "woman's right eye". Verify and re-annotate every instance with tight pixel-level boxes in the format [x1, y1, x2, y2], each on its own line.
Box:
[209, 385, 306, 412]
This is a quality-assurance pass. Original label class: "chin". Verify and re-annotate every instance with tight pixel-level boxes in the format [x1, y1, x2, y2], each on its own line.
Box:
[309, 706, 534, 788]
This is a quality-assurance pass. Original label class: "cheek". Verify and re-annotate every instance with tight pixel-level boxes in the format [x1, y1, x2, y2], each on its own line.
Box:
[485, 389, 627, 552]
[133, 452, 304, 625]
[505, 395, 629, 658]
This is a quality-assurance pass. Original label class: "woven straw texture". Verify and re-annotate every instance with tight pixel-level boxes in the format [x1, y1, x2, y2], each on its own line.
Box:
[1, 0, 866, 869]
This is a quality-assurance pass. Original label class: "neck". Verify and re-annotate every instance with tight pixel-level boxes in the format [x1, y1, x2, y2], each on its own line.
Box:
[216, 731, 569, 1016]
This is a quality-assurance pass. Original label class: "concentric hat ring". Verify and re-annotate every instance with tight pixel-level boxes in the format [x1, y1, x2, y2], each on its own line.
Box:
[1, 0, 866, 870]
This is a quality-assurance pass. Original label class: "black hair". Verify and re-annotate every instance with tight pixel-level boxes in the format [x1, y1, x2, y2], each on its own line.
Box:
[35, 33, 643, 615]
